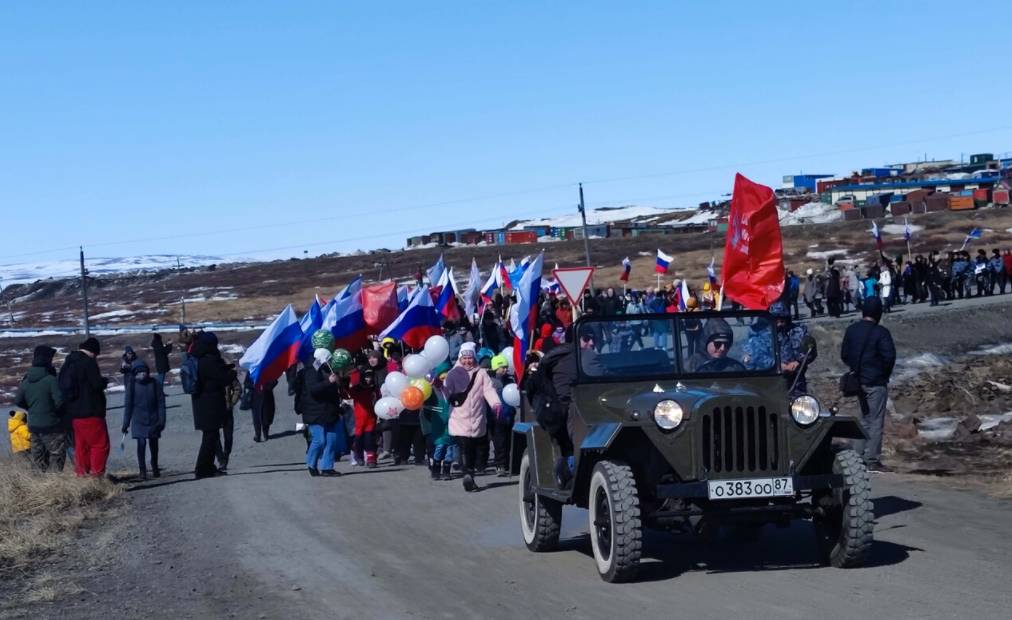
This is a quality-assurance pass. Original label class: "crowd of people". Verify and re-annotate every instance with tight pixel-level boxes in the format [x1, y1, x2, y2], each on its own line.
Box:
[8, 265, 908, 486]
[782, 248, 1012, 320]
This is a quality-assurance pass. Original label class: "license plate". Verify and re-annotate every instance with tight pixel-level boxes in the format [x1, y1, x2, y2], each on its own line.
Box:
[707, 477, 794, 500]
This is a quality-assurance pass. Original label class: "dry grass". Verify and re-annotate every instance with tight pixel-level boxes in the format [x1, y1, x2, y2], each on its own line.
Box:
[0, 458, 122, 577]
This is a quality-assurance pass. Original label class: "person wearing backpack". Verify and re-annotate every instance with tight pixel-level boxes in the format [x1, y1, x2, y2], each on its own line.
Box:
[14, 346, 66, 471]
[190, 332, 236, 479]
[840, 298, 896, 473]
[121, 359, 166, 480]
[59, 337, 110, 477]
[444, 343, 502, 492]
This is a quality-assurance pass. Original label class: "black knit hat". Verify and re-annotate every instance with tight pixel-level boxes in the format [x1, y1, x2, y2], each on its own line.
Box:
[80, 337, 101, 356]
[862, 298, 884, 323]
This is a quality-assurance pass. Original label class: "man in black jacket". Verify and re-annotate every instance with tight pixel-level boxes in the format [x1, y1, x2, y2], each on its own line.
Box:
[59, 337, 110, 477]
[190, 332, 236, 479]
[840, 298, 896, 472]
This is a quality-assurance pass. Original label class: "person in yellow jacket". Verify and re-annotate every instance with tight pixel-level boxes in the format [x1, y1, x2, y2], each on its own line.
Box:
[8, 410, 31, 461]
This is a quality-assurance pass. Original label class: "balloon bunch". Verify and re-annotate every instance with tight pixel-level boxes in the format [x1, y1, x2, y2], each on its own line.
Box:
[376, 335, 451, 420]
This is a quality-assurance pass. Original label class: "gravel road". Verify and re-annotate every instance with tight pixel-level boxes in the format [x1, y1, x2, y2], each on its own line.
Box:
[5, 378, 1010, 620]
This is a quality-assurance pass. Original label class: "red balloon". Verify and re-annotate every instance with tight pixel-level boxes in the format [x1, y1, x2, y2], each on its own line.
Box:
[400, 386, 425, 411]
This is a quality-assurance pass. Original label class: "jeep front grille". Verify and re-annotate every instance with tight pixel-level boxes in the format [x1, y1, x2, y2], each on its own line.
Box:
[702, 406, 779, 474]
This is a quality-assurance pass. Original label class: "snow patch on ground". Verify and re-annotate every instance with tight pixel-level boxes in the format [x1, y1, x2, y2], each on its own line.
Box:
[220, 344, 246, 355]
[0, 254, 249, 286]
[779, 202, 842, 225]
[91, 309, 135, 320]
[970, 343, 1012, 356]
[511, 205, 692, 230]
[881, 224, 923, 236]
[537, 236, 561, 243]
[917, 417, 959, 441]
[806, 249, 848, 260]
[893, 352, 949, 383]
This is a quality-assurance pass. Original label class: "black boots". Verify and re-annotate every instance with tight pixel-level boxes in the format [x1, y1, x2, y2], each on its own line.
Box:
[430, 459, 442, 480]
[441, 461, 453, 481]
[462, 471, 478, 492]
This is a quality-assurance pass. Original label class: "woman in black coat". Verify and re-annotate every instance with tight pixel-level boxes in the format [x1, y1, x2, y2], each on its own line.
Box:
[191, 333, 236, 479]
[301, 360, 344, 477]
[121, 360, 166, 479]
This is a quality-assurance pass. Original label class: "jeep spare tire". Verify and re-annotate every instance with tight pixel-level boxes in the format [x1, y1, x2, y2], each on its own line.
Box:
[588, 460, 642, 582]
[519, 450, 561, 552]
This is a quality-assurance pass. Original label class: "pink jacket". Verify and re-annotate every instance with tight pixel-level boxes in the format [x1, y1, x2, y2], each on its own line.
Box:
[447, 366, 501, 438]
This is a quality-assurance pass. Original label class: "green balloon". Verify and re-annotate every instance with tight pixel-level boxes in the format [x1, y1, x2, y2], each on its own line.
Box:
[311, 329, 335, 352]
[329, 348, 353, 372]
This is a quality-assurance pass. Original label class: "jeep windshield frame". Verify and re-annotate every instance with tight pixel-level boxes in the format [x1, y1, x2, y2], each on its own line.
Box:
[572, 310, 782, 384]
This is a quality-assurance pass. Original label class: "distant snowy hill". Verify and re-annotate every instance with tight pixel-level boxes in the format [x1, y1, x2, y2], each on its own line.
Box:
[509, 205, 703, 229]
[0, 254, 249, 286]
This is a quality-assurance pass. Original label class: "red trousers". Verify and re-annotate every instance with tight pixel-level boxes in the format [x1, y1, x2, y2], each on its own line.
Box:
[72, 417, 110, 477]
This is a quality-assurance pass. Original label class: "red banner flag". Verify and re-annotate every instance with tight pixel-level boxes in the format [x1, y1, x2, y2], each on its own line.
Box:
[361, 282, 399, 335]
[722, 173, 785, 309]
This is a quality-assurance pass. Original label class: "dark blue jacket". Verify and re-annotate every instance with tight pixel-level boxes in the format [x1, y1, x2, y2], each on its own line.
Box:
[122, 362, 166, 439]
[840, 320, 896, 387]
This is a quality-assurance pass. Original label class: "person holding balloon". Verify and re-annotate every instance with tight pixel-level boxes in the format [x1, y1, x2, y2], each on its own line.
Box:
[301, 334, 350, 477]
[444, 342, 502, 493]
[345, 366, 381, 469]
[489, 354, 523, 477]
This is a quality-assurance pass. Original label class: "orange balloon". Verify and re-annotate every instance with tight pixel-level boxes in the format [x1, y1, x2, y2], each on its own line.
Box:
[400, 386, 425, 410]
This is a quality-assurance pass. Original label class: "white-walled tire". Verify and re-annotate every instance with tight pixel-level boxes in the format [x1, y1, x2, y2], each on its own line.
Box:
[519, 450, 561, 552]
[588, 460, 642, 582]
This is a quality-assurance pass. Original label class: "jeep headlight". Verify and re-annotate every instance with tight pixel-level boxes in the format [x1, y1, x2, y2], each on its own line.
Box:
[653, 400, 684, 430]
[790, 395, 821, 426]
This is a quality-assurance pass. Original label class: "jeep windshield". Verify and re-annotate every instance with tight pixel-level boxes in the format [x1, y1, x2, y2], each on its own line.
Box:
[575, 312, 779, 381]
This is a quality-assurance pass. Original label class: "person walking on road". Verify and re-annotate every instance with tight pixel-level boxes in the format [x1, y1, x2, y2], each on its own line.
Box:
[302, 349, 345, 477]
[445, 343, 502, 492]
[190, 332, 236, 479]
[151, 333, 173, 386]
[245, 374, 277, 442]
[840, 298, 896, 472]
[14, 346, 66, 471]
[59, 337, 111, 477]
[121, 359, 166, 480]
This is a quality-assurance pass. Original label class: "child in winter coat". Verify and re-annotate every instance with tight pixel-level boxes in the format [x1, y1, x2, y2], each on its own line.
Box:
[8, 410, 31, 462]
[422, 366, 455, 480]
[121, 360, 166, 479]
[344, 367, 380, 467]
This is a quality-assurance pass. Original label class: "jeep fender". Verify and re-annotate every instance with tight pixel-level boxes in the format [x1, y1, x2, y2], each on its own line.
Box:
[795, 416, 866, 472]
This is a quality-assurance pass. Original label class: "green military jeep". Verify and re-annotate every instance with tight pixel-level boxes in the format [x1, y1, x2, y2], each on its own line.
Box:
[512, 310, 873, 582]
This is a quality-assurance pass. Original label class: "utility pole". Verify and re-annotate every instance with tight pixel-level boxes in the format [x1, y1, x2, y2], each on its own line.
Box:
[80, 246, 91, 336]
[578, 183, 592, 268]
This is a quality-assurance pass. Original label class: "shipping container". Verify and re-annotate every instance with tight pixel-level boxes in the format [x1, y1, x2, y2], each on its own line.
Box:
[890, 202, 912, 216]
[949, 196, 975, 211]
[505, 231, 537, 244]
[483, 232, 496, 245]
[496, 231, 507, 245]
[889, 194, 905, 203]
[843, 209, 863, 221]
[911, 201, 927, 214]
[862, 205, 885, 219]
[972, 188, 991, 201]
[522, 225, 550, 237]
[970, 153, 994, 165]
[993, 189, 1010, 205]
[460, 231, 483, 245]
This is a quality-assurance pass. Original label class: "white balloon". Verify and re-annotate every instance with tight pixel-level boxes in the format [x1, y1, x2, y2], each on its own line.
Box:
[380, 383, 391, 397]
[502, 383, 521, 408]
[501, 346, 515, 371]
[402, 353, 432, 379]
[313, 348, 331, 366]
[375, 397, 404, 420]
[384, 371, 410, 396]
[422, 335, 450, 364]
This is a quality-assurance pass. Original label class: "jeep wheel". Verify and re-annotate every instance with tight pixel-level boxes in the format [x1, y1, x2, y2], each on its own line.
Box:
[519, 450, 561, 552]
[588, 460, 642, 582]
[814, 449, 874, 568]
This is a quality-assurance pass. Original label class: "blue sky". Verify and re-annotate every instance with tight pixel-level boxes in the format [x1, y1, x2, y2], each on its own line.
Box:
[2, 1, 1010, 266]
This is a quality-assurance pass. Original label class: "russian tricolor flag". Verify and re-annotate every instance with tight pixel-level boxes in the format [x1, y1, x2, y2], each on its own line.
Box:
[240, 304, 303, 387]
[707, 257, 718, 287]
[396, 285, 411, 312]
[435, 268, 460, 322]
[656, 249, 673, 274]
[328, 278, 367, 351]
[509, 252, 543, 379]
[380, 285, 443, 349]
[619, 257, 631, 282]
[870, 221, 883, 250]
[481, 258, 503, 301]
[297, 298, 324, 361]
[678, 279, 691, 312]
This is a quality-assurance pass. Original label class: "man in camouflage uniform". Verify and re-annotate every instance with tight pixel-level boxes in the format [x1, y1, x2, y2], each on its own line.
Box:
[743, 302, 817, 395]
